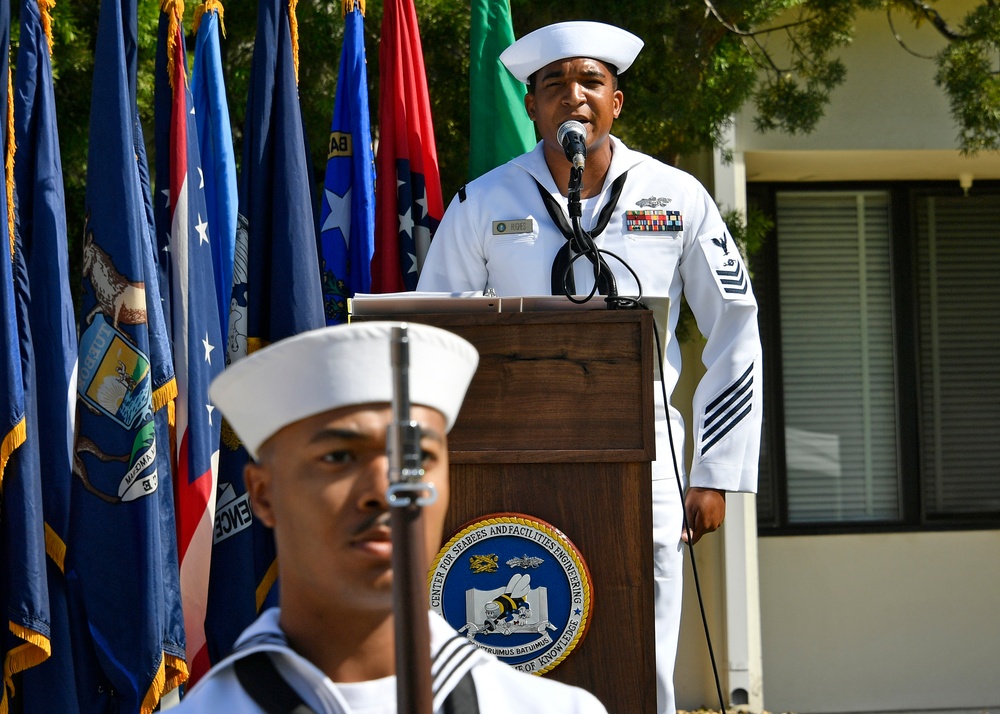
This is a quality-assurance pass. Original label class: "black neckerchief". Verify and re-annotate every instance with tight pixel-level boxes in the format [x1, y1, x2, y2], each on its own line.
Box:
[233, 650, 480, 714]
[533, 170, 628, 295]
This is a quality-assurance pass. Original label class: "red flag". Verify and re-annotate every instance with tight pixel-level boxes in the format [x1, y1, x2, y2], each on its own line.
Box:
[371, 0, 443, 292]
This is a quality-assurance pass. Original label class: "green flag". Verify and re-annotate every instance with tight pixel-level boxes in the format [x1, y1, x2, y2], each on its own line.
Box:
[469, 0, 536, 180]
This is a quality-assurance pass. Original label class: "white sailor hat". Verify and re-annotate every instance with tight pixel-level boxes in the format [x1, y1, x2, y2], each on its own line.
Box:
[499, 21, 644, 85]
[209, 321, 479, 458]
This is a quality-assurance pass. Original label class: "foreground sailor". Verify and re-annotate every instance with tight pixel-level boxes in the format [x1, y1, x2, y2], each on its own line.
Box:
[416, 21, 763, 714]
[175, 322, 608, 713]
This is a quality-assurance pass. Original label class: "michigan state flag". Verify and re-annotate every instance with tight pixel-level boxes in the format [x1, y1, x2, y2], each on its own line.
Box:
[70, 0, 186, 709]
[12, 0, 81, 710]
[468, 0, 535, 180]
[206, 0, 325, 665]
[318, 0, 375, 323]
[371, 0, 443, 292]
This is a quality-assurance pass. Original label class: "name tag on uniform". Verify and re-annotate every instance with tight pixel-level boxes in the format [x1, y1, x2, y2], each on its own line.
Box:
[625, 210, 683, 232]
[492, 219, 534, 235]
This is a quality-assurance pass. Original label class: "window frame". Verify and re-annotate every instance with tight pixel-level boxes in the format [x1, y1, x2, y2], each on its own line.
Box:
[748, 179, 1000, 536]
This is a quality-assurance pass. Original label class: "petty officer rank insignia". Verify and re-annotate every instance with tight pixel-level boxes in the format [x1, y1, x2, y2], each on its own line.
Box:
[625, 210, 683, 232]
[703, 230, 750, 298]
[429, 513, 593, 675]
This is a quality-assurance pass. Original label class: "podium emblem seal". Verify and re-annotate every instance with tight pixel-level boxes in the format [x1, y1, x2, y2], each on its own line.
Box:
[429, 513, 593, 674]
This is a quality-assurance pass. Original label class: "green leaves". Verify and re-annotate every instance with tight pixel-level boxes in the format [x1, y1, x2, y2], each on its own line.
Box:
[935, 2, 1000, 153]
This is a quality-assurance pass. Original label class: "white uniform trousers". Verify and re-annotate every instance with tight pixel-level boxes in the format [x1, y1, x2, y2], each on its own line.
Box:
[651, 384, 686, 714]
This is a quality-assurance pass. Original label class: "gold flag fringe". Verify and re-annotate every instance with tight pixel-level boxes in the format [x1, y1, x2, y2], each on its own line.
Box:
[289, 0, 300, 84]
[1, 623, 52, 714]
[44, 522, 66, 573]
[0, 418, 26, 488]
[140, 656, 166, 714]
[36, 0, 55, 56]
[193, 0, 227, 37]
[256, 559, 279, 612]
[160, 0, 185, 90]
[342, 0, 365, 17]
[163, 653, 189, 698]
[152, 377, 178, 416]
[6, 65, 14, 262]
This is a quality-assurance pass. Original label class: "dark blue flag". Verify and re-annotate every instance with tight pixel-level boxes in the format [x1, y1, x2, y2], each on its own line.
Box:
[2, 0, 53, 708]
[206, 0, 325, 665]
[11, 0, 80, 710]
[70, 0, 186, 709]
[318, 0, 375, 324]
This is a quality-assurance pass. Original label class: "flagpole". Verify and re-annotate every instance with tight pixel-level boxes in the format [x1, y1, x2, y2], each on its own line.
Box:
[388, 325, 434, 714]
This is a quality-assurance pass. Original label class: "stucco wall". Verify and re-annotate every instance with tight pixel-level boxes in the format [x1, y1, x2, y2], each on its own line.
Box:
[735, 3, 1000, 182]
[756, 530, 1000, 713]
[738, 6, 964, 152]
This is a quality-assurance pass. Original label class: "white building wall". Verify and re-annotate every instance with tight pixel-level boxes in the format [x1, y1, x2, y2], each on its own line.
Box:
[757, 531, 1000, 713]
[737, 3, 1000, 182]
[730, 7, 1000, 713]
[672, 7, 1000, 713]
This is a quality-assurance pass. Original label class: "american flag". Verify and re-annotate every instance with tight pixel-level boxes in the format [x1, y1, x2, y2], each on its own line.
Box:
[158, 8, 224, 685]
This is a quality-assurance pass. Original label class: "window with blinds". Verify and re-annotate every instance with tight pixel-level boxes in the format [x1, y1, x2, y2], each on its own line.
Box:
[774, 191, 901, 523]
[915, 195, 1000, 517]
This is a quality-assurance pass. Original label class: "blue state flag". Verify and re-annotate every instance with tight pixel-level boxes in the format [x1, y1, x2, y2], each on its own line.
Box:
[11, 0, 80, 710]
[2, 0, 53, 708]
[69, 0, 187, 710]
[206, 0, 325, 665]
[191, 4, 237, 341]
[3, 0, 55, 708]
[318, 0, 375, 324]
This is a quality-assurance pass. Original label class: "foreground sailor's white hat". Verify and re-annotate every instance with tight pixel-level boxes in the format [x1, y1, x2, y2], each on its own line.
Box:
[500, 21, 644, 84]
[209, 321, 479, 459]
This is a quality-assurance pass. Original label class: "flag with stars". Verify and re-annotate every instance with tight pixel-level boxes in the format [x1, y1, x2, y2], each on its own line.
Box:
[318, 0, 375, 323]
[154, 3, 224, 686]
[70, 0, 185, 708]
[371, 0, 443, 292]
[206, 0, 325, 665]
[191, 2, 237, 341]
[11, 0, 81, 709]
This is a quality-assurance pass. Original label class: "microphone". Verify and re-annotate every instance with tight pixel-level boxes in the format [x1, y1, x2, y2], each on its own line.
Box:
[557, 120, 587, 170]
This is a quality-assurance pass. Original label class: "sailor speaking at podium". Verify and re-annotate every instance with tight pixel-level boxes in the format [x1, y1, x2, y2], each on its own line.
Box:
[417, 20, 763, 714]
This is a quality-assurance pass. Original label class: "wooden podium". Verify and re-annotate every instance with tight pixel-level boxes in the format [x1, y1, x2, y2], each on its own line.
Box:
[357, 308, 656, 713]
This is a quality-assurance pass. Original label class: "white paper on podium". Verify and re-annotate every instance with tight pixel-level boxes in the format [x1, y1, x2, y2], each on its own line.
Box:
[348, 292, 500, 316]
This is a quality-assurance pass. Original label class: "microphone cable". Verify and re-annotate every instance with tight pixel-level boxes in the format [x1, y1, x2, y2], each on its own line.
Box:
[555, 155, 728, 710]
[647, 313, 729, 714]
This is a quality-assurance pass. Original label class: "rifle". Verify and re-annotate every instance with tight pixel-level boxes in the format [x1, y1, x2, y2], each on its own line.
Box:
[387, 324, 435, 714]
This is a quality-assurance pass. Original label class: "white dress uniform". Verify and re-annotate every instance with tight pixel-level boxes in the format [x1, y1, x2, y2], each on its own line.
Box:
[173, 608, 608, 713]
[417, 136, 763, 713]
